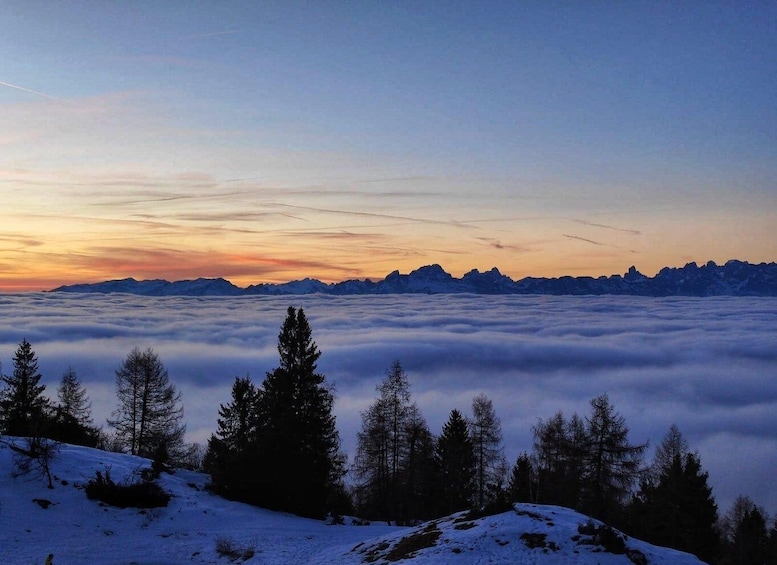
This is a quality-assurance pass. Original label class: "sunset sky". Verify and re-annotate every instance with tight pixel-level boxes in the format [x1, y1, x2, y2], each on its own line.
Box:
[1, 2, 775, 291]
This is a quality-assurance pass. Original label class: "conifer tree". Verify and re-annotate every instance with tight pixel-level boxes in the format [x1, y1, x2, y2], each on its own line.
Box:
[57, 367, 92, 426]
[0, 339, 48, 436]
[204, 376, 260, 501]
[401, 405, 438, 521]
[436, 409, 476, 514]
[254, 307, 343, 518]
[507, 452, 535, 503]
[720, 496, 770, 565]
[46, 367, 99, 446]
[532, 411, 569, 506]
[109, 347, 185, 460]
[629, 426, 718, 563]
[582, 393, 646, 522]
[354, 360, 419, 521]
[470, 393, 506, 509]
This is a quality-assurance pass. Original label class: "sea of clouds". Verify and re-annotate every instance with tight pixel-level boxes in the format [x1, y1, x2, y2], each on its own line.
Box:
[0, 292, 775, 515]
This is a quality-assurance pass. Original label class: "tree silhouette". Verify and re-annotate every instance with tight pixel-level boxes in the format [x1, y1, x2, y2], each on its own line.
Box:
[0, 339, 48, 436]
[470, 393, 506, 509]
[630, 426, 719, 563]
[254, 307, 343, 518]
[109, 347, 185, 460]
[436, 409, 475, 514]
[582, 393, 646, 522]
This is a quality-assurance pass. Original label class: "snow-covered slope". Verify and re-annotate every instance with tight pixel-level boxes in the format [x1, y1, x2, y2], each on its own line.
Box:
[0, 439, 706, 564]
[0, 439, 400, 565]
[321, 505, 706, 564]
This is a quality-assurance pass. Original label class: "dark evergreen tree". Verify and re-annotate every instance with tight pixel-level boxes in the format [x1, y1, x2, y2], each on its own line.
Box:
[401, 405, 438, 521]
[204, 376, 260, 502]
[629, 426, 719, 563]
[48, 368, 99, 447]
[532, 411, 570, 507]
[436, 409, 476, 514]
[0, 339, 48, 436]
[720, 496, 770, 565]
[507, 452, 535, 503]
[582, 393, 646, 523]
[767, 516, 777, 564]
[470, 393, 506, 509]
[254, 307, 343, 518]
[108, 347, 186, 460]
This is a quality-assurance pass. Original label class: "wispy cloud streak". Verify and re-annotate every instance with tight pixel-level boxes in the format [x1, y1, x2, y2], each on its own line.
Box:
[0, 80, 59, 100]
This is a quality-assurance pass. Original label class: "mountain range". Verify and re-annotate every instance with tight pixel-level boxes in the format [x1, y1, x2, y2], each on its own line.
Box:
[50, 259, 777, 297]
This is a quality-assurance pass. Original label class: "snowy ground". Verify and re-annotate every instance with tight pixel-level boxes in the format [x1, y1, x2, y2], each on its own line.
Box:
[0, 439, 705, 564]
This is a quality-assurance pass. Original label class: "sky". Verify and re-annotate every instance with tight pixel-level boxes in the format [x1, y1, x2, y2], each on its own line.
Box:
[0, 1, 775, 291]
[1, 293, 775, 516]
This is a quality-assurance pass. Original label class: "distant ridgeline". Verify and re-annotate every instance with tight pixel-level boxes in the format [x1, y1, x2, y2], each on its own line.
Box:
[50, 260, 777, 297]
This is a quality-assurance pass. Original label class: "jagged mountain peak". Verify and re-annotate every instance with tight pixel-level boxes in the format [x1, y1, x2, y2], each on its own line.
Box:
[49, 260, 777, 297]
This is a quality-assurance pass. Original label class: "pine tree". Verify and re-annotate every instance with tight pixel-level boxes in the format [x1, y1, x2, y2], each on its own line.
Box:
[630, 426, 719, 563]
[57, 367, 92, 426]
[436, 409, 476, 514]
[204, 376, 260, 501]
[0, 339, 48, 436]
[582, 394, 646, 522]
[470, 393, 506, 509]
[48, 368, 98, 446]
[254, 307, 343, 518]
[720, 496, 770, 565]
[507, 452, 535, 503]
[108, 347, 185, 460]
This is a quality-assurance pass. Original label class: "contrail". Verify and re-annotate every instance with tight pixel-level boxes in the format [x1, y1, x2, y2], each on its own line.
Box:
[563, 234, 604, 246]
[0, 80, 59, 100]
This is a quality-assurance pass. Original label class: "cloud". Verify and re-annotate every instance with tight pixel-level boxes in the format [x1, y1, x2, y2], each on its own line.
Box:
[269, 203, 477, 229]
[0, 80, 59, 100]
[563, 234, 604, 246]
[0, 294, 774, 514]
[571, 219, 641, 236]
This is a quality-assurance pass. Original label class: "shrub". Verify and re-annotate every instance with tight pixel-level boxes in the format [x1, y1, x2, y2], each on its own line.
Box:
[84, 468, 170, 508]
[576, 520, 626, 554]
[214, 536, 256, 561]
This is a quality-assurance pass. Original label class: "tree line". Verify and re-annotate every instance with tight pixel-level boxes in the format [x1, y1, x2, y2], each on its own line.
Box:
[1, 308, 775, 564]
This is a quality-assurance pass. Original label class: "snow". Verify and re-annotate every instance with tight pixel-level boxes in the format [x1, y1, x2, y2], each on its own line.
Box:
[0, 439, 706, 564]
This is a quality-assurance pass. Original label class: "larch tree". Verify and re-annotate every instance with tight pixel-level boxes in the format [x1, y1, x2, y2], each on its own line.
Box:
[470, 393, 506, 509]
[109, 347, 185, 461]
[0, 339, 48, 436]
[354, 360, 417, 521]
[254, 306, 343, 518]
[532, 411, 569, 507]
[582, 393, 646, 522]
[400, 404, 437, 521]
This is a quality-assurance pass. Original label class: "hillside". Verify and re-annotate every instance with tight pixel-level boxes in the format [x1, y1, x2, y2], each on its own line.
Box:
[0, 438, 706, 564]
[50, 260, 777, 297]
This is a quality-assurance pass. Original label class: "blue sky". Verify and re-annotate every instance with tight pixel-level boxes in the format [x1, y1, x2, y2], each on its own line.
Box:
[1, 1, 775, 289]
